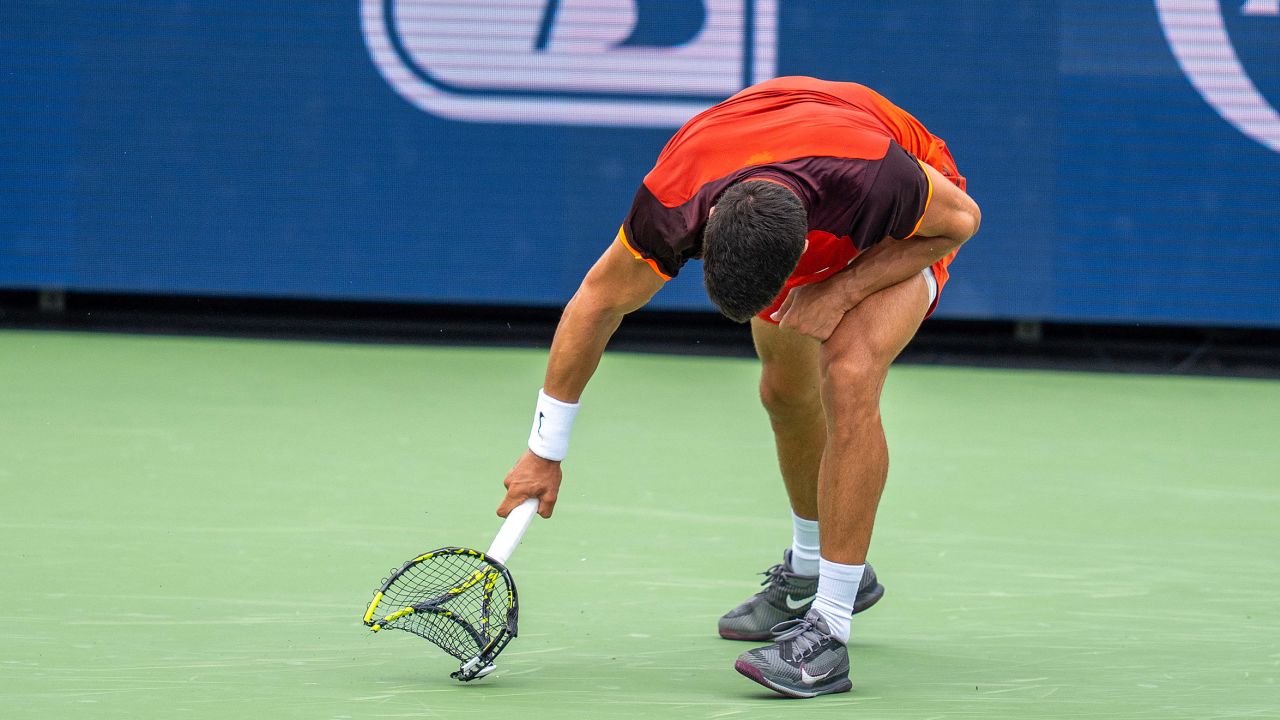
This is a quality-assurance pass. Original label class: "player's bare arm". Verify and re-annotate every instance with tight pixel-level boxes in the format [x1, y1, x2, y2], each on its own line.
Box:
[496, 236, 665, 519]
[774, 163, 982, 341]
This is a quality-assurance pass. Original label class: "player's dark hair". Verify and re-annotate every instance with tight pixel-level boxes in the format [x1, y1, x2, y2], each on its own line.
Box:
[702, 181, 807, 323]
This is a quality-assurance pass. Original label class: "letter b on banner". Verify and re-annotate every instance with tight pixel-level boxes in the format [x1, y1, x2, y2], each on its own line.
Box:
[362, 0, 778, 128]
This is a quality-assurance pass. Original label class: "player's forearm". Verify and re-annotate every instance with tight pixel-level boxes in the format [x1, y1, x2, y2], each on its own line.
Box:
[834, 160, 981, 306]
[836, 234, 965, 306]
[541, 289, 627, 403]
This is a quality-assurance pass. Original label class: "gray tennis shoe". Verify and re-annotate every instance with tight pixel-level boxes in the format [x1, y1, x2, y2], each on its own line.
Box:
[734, 611, 852, 698]
[717, 551, 883, 641]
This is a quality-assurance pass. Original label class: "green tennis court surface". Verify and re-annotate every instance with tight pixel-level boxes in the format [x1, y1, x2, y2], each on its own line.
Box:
[2, 329, 1277, 719]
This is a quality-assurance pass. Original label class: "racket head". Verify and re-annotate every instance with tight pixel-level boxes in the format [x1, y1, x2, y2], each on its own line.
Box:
[363, 547, 519, 678]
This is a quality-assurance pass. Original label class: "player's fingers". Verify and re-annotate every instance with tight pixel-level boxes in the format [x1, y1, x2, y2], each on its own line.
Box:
[777, 306, 802, 333]
[771, 293, 795, 322]
[496, 491, 525, 518]
[537, 492, 558, 519]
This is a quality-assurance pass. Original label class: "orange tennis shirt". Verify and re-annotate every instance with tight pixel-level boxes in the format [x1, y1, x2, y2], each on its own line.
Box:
[619, 76, 966, 320]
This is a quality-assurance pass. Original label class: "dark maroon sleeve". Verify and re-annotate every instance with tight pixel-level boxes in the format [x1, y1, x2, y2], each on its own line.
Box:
[847, 141, 931, 249]
[622, 185, 702, 279]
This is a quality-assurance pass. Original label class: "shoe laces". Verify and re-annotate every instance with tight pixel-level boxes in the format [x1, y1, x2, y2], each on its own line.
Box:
[759, 563, 786, 587]
[758, 563, 806, 593]
[771, 616, 827, 662]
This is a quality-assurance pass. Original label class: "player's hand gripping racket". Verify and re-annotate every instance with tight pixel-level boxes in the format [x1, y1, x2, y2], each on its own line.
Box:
[362, 498, 538, 681]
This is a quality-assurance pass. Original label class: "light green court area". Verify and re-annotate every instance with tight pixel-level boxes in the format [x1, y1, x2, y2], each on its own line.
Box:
[1, 329, 1277, 719]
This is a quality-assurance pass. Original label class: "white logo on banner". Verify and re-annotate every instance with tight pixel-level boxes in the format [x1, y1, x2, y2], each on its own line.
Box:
[361, 0, 778, 128]
[1156, 0, 1280, 153]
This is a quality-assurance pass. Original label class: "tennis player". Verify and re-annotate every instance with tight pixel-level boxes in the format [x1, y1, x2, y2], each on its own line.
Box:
[495, 76, 981, 698]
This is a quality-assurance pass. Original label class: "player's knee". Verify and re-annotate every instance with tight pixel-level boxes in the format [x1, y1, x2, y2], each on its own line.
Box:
[758, 373, 821, 423]
[822, 344, 879, 384]
[820, 348, 886, 416]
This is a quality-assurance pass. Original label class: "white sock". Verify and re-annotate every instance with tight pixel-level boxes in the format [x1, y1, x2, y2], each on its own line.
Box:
[789, 511, 820, 577]
[811, 557, 865, 645]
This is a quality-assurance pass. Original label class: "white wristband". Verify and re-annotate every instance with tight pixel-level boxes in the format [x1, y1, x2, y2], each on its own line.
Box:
[528, 388, 580, 462]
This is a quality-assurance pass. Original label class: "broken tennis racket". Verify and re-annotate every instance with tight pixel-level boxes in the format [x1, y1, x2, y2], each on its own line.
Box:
[362, 497, 538, 681]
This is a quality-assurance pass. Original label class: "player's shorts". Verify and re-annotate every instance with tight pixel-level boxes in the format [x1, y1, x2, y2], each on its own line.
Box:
[756, 138, 966, 325]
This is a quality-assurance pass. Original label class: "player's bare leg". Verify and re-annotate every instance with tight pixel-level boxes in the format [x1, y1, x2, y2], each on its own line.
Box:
[817, 273, 931, 566]
[734, 274, 929, 697]
[751, 318, 824, 520]
[717, 318, 885, 641]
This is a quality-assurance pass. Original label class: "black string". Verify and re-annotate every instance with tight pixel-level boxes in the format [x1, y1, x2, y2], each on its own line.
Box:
[375, 551, 515, 662]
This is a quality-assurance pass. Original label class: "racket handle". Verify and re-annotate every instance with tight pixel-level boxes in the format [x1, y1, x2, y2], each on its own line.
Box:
[486, 497, 538, 564]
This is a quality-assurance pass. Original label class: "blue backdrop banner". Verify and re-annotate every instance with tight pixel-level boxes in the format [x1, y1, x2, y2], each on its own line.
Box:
[2, 1, 1278, 326]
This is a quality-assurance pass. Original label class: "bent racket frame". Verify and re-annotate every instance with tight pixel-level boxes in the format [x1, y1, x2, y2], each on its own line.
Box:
[363, 498, 539, 681]
[364, 547, 518, 679]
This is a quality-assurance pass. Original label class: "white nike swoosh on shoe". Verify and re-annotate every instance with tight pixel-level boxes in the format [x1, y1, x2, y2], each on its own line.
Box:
[800, 665, 833, 685]
[784, 594, 814, 610]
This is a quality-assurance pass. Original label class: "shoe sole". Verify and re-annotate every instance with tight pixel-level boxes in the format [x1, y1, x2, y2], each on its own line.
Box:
[734, 658, 853, 698]
[717, 580, 885, 642]
[852, 579, 885, 615]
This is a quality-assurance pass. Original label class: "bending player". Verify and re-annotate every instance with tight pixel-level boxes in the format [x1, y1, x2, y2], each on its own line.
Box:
[494, 76, 981, 698]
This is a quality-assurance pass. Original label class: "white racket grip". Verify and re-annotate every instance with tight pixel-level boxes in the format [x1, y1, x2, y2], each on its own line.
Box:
[486, 498, 538, 565]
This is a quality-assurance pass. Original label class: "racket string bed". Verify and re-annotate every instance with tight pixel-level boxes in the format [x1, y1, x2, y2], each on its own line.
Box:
[363, 498, 537, 682]
[365, 548, 517, 678]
